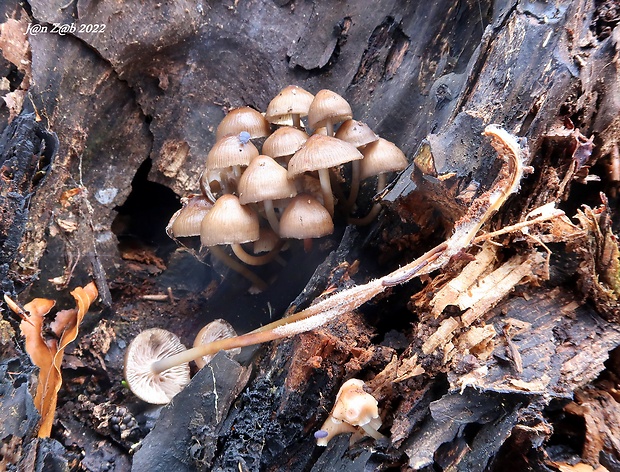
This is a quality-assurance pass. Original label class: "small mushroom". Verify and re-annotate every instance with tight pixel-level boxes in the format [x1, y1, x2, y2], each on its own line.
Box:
[261, 126, 309, 167]
[279, 194, 334, 240]
[166, 194, 213, 238]
[124, 328, 191, 404]
[279, 193, 333, 252]
[200, 194, 267, 290]
[350, 138, 408, 225]
[288, 134, 362, 216]
[334, 119, 379, 149]
[316, 378, 383, 446]
[193, 319, 241, 369]
[307, 89, 353, 136]
[216, 107, 271, 141]
[334, 119, 380, 208]
[206, 132, 259, 177]
[253, 227, 282, 254]
[265, 85, 315, 128]
[238, 155, 297, 233]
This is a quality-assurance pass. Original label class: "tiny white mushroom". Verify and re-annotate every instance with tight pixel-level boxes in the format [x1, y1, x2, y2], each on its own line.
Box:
[316, 378, 383, 446]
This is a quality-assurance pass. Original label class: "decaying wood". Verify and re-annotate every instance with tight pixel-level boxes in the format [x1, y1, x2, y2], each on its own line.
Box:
[0, 0, 619, 470]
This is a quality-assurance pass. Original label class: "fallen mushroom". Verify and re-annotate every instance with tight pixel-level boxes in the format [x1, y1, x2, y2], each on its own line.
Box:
[193, 319, 241, 369]
[316, 378, 384, 446]
[124, 328, 191, 404]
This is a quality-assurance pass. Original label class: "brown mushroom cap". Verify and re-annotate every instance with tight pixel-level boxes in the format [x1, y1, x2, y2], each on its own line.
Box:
[167, 195, 213, 238]
[238, 155, 297, 204]
[216, 107, 271, 141]
[124, 328, 191, 404]
[193, 319, 241, 369]
[253, 227, 282, 254]
[262, 126, 309, 159]
[200, 194, 259, 246]
[307, 89, 353, 131]
[265, 85, 315, 125]
[287, 134, 363, 177]
[279, 194, 334, 239]
[206, 133, 260, 170]
[334, 119, 379, 148]
[359, 138, 408, 179]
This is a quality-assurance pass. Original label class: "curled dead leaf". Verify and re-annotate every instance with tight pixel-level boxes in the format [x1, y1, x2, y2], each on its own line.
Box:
[9, 281, 99, 437]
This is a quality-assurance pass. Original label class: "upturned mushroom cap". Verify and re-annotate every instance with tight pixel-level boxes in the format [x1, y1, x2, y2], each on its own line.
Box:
[206, 133, 260, 170]
[307, 89, 353, 130]
[166, 195, 213, 238]
[279, 194, 333, 239]
[216, 107, 271, 140]
[238, 155, 297, 204]
[124, 328, 191, 404]
[287, 134, 363, 178]
[193, 319, 241, 369]
[359, 138, 408, 180]
[200, 194, 260, 246]
[331, 379, 380, 427]
[265, 85, 315, 125]
[334, 119, 379, 148]
[262, 126, 309, 159]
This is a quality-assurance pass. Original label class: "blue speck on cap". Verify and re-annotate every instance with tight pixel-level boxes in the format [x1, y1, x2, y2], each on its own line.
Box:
[314, 430, 329, 439]
[239, 131, 251, 144]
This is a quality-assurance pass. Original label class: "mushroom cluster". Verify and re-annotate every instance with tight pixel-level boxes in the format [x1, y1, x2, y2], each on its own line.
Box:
[167, 85, 408, 288]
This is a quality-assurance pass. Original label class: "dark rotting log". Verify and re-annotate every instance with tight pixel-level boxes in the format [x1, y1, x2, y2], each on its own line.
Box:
[0, 100, 57, 294]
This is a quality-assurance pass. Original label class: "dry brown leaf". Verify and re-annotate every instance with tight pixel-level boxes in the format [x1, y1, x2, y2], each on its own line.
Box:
[18, 298, 56, 420]
[13, 282, 98, 437]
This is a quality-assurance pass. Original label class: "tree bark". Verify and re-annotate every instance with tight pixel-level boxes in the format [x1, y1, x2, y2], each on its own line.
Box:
[0, 0, 619, 471]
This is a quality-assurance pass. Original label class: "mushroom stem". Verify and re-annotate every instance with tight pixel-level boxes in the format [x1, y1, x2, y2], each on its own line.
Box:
[232, 165, 242, 180]
[361, 419, 385, 440]
[263, 199, 280, 233]
[348, 173, 387, 225]
[150, 305, 342, 375]
[292, 114, 301, 129]
[231, 240, 284, 266]
[209, 245, 268, 291]
[325, 121, 334, 137]
[318, 167, 335, 216]
[349, 203, 381, 226]
[346, 160, 361, 209]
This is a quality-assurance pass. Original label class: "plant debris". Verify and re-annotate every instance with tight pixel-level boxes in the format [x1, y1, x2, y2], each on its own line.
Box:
[7, 281, 98, 437]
